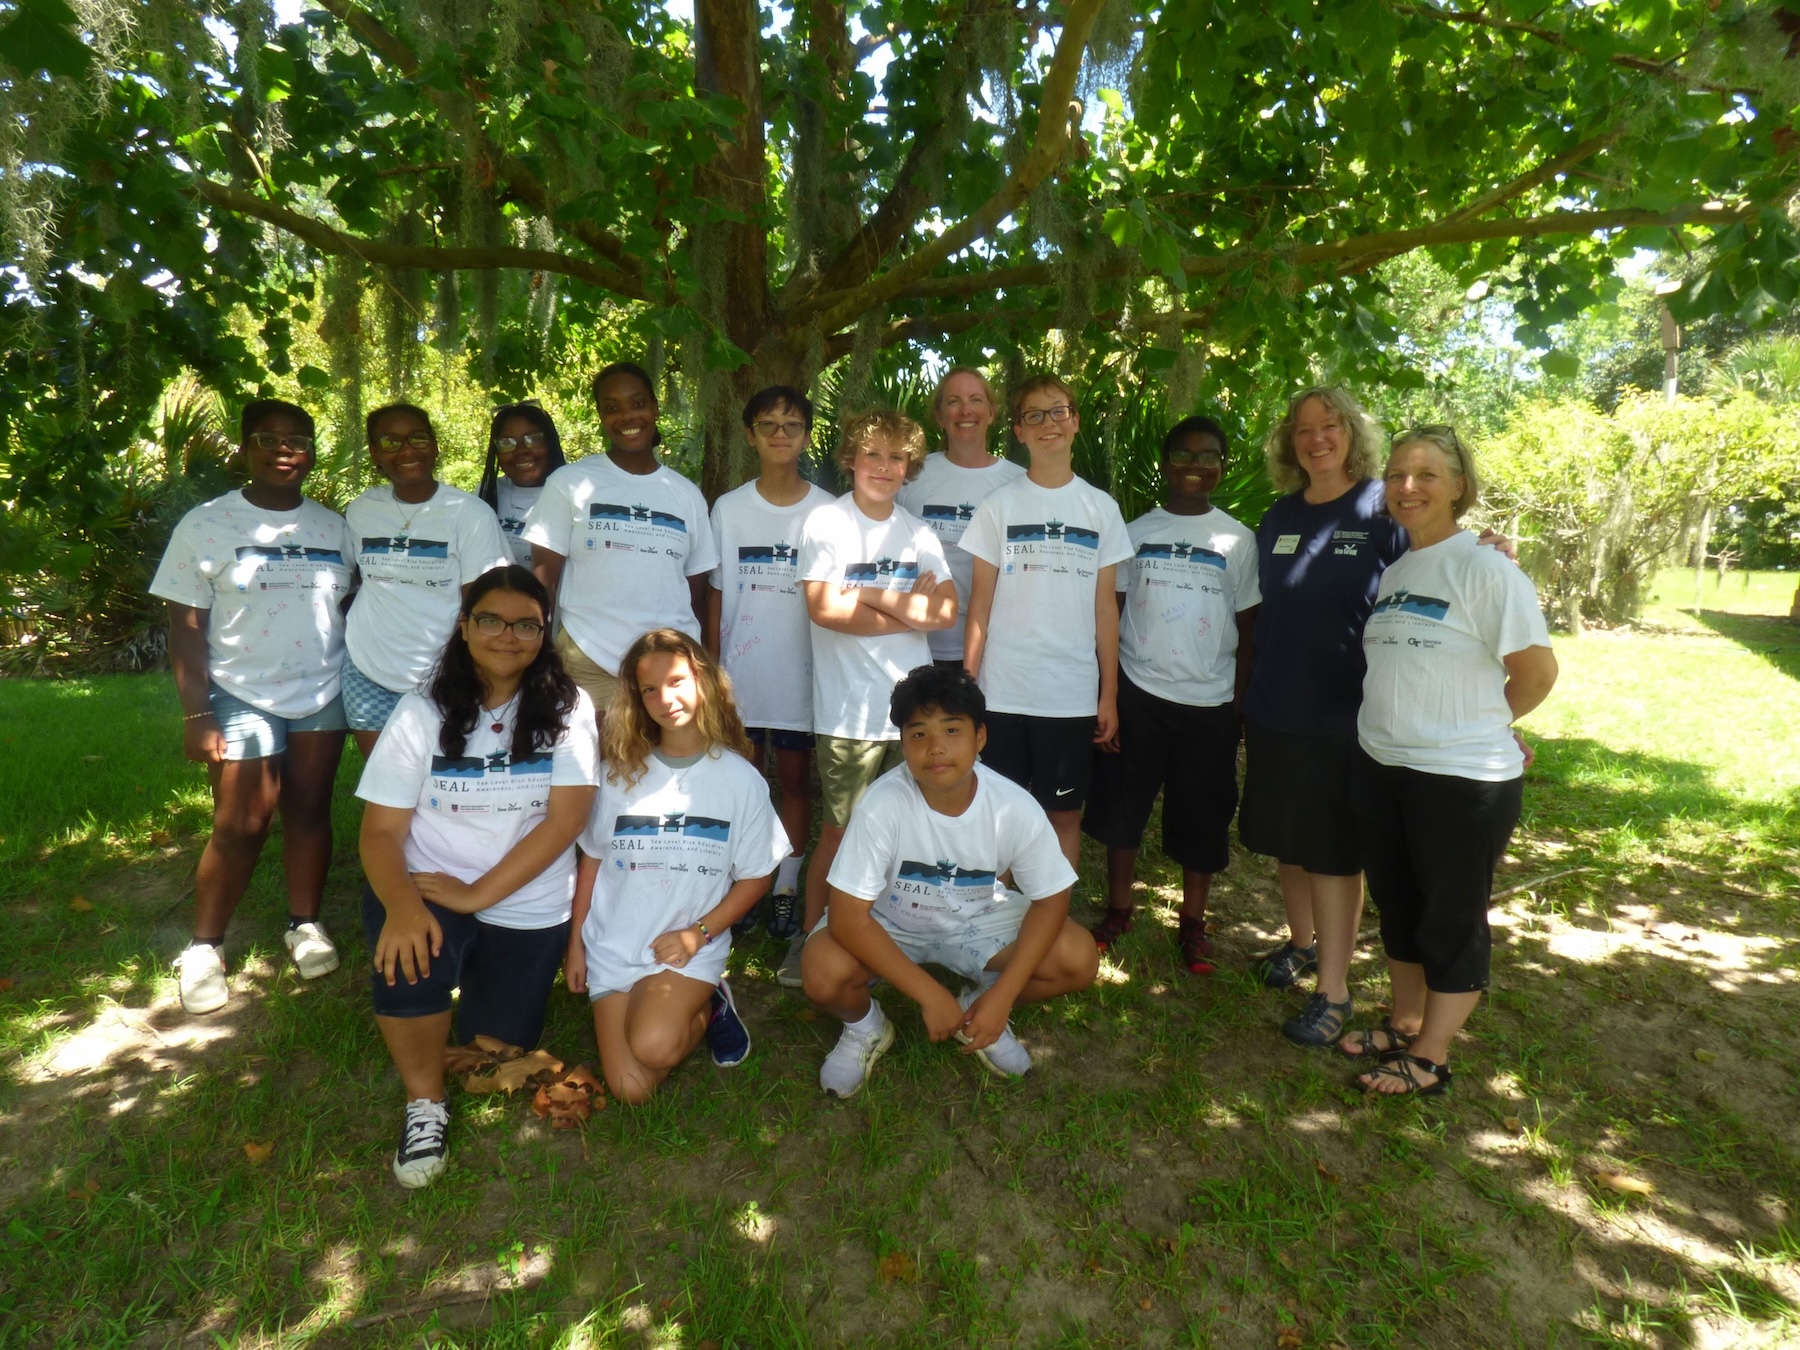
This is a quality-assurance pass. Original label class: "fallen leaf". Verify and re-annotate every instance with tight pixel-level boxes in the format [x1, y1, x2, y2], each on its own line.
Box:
[877, 1251, 916, 1285]
[532, 1065, 605, 1129]
[98, 923, 118, 936]
[149, 830, 172, 846]
[1084, 1256, 1103, 1273]
[1503, 1116, 1525, 1134]
[1277, 1329, 1304, 1350]
[1592, 1169, 1655, 1196]
[463, 1049, 563, 1095]
[795, 1009, 817, 1022]
[1693, 1048, 1718, 1063]
[1138, 1296, 1153, 1311]
[65, 1179, 100, 1203]
[69, 896, 93, 912]
[1154, 1236, 1177, 1254]
[0, 978, 14, 993]
[1314, 1159, 1341, 1184]
[1275, 1249, 1295, 1269]
[471, 1034, 519, 1058]
[243, 1140, 275, 1166]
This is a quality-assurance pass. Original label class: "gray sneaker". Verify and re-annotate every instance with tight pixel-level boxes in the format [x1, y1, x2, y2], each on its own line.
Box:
[820, 1004, 895, 1098]
[956, 985, 1032, 1077]
[776, 931, 807, 989]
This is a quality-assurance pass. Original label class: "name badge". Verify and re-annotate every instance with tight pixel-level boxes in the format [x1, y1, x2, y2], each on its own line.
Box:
[1272, 534, 1301, 555]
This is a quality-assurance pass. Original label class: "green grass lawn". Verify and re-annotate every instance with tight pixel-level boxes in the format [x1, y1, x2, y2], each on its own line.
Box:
[1, 581, 1797, 1348]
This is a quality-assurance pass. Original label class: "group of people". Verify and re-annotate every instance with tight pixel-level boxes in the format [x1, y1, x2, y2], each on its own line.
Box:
[149, 362, 1556, 1188]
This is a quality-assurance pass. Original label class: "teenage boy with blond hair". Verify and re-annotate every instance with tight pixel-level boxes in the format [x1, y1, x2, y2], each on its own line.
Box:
[960, 375, 1133, 868]
[794, 410, 958, 983]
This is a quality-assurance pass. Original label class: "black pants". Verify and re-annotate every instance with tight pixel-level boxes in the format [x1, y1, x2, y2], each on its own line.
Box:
[361, 883, 569, 1050]
[1350, 755, 1522, 994]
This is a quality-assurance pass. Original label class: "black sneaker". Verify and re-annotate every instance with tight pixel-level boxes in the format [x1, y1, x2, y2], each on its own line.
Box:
[1258, 940, 1317, 989]
[732, 898, 764, 937]
[1283, 991, 1354, 1048]
[707, 977, 752, 1068]
[764, 887, 801, 940]
[392, 1097, 451, 1189]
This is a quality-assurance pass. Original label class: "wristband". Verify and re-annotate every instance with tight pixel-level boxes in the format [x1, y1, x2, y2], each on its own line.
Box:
[184, 710, 215, 721]
[695, 921, 710, 944]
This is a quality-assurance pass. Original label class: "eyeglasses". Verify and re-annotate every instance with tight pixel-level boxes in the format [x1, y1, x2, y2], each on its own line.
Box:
[247, 431, 315, 452]
[496, 431, 548, 452]
[374, 432, 437, 451]
[1166, 449, 1223, 468]
[469, 613, 545, 640]
[753, 420, 807, 439]
[1019, 405, 1074, 427]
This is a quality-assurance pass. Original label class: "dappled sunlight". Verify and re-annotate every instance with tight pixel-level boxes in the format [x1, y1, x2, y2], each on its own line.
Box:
[290, 1240, 367, 1339]
[732, 1199, 780, 1244]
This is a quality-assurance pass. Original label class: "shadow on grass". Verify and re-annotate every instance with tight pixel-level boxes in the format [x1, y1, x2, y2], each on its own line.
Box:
[0, 732, 1796, 1347]
[1695, 609, 1800, 683]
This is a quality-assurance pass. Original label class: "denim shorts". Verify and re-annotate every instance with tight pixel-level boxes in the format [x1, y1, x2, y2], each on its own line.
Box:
[340, 654, 408, 733]
[748, 727, 816, 754]
[207, 683, 348, 762]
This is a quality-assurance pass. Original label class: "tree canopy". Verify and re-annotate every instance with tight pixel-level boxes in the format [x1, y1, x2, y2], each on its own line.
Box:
[3, 0, 1797, 506]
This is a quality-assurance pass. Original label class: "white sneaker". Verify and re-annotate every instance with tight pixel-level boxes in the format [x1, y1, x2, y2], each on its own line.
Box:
[176, 942, 229, 1015]
[820, 1004, 895, 1099]
[392, 1097, 451, 1189]
[957, 986, 1032, 1078]
[284, 921, 340, 979]
[776, 931, 807, 989]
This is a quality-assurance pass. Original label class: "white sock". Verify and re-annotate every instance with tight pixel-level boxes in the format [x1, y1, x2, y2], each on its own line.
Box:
[845, 1001, 886, 1036]
[775, 854, 804, 894]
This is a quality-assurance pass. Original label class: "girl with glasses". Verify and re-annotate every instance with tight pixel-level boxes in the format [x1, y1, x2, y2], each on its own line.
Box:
[477, 402, 568, 566]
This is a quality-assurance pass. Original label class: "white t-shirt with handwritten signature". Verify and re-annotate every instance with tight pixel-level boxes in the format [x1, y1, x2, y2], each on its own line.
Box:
[1118, 506, 1261, 707]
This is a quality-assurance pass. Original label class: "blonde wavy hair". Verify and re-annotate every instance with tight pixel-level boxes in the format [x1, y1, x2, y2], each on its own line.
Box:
[604, 629, 753, 788]
[834, 408, 928, 482]
[1263, 386, 1382, 494]
[1390, 424, 1482, 519]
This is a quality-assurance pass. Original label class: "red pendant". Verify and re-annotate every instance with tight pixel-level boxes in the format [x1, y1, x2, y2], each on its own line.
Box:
[491, 722, 505, 733]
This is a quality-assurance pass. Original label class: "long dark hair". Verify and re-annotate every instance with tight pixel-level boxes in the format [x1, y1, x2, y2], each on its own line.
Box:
[477, 402, 568, 510]
[429, 566, 580, 761]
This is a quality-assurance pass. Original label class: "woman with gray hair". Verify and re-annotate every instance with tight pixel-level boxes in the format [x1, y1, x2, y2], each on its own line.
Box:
[1343, 426, 1556, 1094]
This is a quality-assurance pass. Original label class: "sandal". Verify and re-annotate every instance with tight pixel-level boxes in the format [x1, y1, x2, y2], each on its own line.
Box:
[1177, 916, 1215, 975]
[1282, 991, 1353, 1047]
[1338, 1018, 1418, 1060]
[1090, 907, 1134, 953]
[1356, 1052, 1452, 1097]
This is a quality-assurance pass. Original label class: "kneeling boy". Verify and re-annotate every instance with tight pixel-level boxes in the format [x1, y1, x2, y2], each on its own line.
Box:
[801, 664, 1099, 1097]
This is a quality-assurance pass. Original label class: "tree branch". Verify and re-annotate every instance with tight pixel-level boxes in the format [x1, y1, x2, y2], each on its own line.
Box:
[807, 0, 1110, 333]
[191, 179, 643, 295]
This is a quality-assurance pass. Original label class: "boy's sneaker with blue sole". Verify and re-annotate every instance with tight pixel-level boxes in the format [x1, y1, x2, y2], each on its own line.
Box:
[706, 977, 752, 1068]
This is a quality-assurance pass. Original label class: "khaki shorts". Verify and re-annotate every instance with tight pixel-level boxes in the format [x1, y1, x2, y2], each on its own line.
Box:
[554, 628, 620, 714]
[816, 735, 904, 827]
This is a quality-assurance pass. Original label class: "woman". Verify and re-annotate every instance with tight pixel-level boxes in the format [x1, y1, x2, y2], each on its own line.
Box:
[342, 403, 511, 755]
[897, 366, 1025, 668]
[1344, 427, 1556, 1095]
[357, 565, 599, 1187]
[477, 401, 568, 567]
[568, 629, 789, 1105]
[522, 364, 717, 723]
[152, 399, 356, 1014]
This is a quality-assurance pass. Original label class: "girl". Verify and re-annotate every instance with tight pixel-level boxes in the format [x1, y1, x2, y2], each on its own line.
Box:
[477, 401, 568, 567]
[521, 364, 717, 721]
[151, 399, 355, 1013]
[568, 629, 789, 1104]
[357, 566, 599, 1187]
[342, 403, 511, 755]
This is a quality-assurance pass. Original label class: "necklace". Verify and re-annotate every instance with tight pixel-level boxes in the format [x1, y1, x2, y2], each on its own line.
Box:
[483, 692, 521, 735]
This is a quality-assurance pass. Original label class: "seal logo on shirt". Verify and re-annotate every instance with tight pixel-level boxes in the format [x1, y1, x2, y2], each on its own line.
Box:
[1007, 521, 1099, 548]
[361, 536, 449, 558]
[738, 542, 798, 566]
[589, 503, 688, 533]
[1135, 541, 1225, 569]
[922, 503, 978, 525]
[897, 859, 999, 890]
[1371, 590, 1451, 621]
[844, 558, 920, 587]
[614, 813, 732, 841]
[238, 544, 347, 565]
[430, 751, 553, 777]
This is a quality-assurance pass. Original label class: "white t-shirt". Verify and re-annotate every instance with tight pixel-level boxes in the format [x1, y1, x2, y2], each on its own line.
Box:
[521, 456, 717, 675]
[798, 495, 950, 741]
[709, 479, 837, 732]
[958, 475, 1134, 717]
[1358, 529, 1552, 781]
[1118, 506, 1262, 708]
[149, 491, 357, 718]
[828, 763, 1078, 937]
[579, 750, 791, 974]
[898, 453, 1026, 662]
[344, 484, 511, 693]
[493, 478, 544, 567]
[356, 688, 601, 929]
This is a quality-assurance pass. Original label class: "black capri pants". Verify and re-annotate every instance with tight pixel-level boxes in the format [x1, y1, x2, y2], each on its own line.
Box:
[361, 883, 569, 1050]
[1349, 753, 1522, 994]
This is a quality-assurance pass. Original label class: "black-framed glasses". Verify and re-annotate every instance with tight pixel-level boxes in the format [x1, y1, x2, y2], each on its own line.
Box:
[1166, 449, 1223, 468]
[752, 419, 807, 439]
[469, 613, 545, 639]
[495, 431, 548, 452]
[1019, 405, 1074, 427]
[375, 432, 437, 451]
[247, 431, 315, 452]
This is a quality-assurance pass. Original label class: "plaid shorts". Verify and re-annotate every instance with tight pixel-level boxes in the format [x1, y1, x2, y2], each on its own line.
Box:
[340, 654, 408, 733]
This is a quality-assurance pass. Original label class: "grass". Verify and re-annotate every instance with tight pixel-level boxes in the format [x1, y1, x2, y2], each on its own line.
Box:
[1, 577, 1798, 1347]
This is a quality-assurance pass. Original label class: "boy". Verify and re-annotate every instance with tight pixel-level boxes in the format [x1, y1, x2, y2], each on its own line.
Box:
[960, 375, 1133, 868]
[705, 387, 836, 948]
[795, 410, 958, 987]
[1082, 416, 1261, 974]
[802, 665, 1100, 1096]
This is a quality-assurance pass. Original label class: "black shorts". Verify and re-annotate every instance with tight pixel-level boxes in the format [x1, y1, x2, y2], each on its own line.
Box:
[361, 883, 569, 1050]
[1351, 753, 1522, 994]
[1237, 719, 1364, 876]
[981, 711, 1097, 812]
[1082, 675, 1238, 874]
[747, 727, 815, 754]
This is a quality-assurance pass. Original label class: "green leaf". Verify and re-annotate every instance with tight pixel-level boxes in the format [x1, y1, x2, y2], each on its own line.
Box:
[0, 0, 92, 78]
[1540, 349, 1582, 380]
[296, 365, 331, 391]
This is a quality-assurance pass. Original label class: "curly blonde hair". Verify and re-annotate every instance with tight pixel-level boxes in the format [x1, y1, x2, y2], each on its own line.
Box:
[834, 408, 928, 482]
[603, 629, 753, 788]
[1263, 386, 1382, 494]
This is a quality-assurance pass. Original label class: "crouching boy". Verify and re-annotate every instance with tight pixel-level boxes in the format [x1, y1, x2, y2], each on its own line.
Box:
[801, 664, 1099, 1097]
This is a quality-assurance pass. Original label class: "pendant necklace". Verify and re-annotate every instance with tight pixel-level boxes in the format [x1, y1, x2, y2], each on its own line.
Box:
[485, 692, 520, 735]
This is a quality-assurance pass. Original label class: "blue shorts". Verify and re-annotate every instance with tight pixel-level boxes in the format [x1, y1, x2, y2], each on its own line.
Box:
[748, 727, 815, 753]
[341, 654, 407, 733]
[207, 684, 347, 762]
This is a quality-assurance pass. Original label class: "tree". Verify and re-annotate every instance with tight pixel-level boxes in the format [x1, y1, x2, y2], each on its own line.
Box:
[3, 0, 1798, 511]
